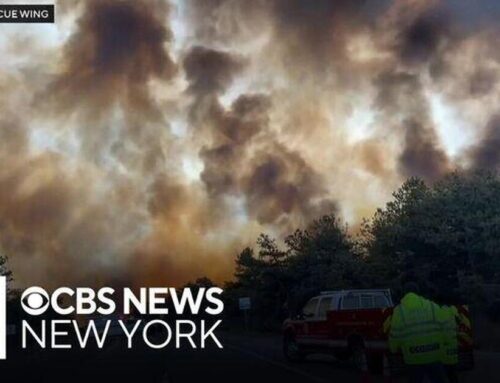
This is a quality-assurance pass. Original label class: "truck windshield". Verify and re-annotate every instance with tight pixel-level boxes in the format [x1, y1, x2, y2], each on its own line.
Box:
[360, 294, 390, 309]
[341, 292, 391, 310]
[373, 294, 391, 308]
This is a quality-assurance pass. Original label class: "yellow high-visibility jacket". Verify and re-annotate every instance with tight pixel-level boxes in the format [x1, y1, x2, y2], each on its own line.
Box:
[389, 293, 448, 365]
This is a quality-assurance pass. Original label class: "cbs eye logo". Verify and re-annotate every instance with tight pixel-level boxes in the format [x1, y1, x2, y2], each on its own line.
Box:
[21, 287, 50, 316]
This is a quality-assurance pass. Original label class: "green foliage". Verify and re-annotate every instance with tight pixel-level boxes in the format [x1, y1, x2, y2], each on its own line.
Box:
[197, 171, 500, 325]
[225, 215, 361, 328]
[231, 245, 289, 329]
[360, 177, 433, 293]
[361, 171, 500, 303]
[284, 215, 365, 311]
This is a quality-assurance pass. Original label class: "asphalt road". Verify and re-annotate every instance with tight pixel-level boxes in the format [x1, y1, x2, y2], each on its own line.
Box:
[0, 328, 497, 383]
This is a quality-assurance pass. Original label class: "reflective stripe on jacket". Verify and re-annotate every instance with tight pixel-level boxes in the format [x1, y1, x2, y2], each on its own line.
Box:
[389, 293, 447, 365]
[457, 305, 473, 347]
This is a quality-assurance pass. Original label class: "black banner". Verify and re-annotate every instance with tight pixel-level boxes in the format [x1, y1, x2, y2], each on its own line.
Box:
[0, 4, 54, 23]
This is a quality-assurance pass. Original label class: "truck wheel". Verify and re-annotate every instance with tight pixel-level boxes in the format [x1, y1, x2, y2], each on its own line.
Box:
[283, 334, 304, 363]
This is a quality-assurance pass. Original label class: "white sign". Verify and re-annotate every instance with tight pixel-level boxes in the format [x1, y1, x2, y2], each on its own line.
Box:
[239, 297, 251, 310]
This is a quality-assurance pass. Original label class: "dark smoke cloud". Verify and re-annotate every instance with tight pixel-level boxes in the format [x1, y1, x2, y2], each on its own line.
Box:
[470, 115, 500, 170]
[46, 0, 180, 173]
[242, 144, 337, 225]
[46, 0, 176, 121]
[185, 0, 456, 189]
[183, 46, 244, 96]
[394, 6, 451, 66]
[4, 0, 500, 288]
[399, 119, 450, 182]
[374, 70, 450, 182]
[182, 46, 257, 198]
[199, 94, 270, 197]
[181, 42, 336, 228]
[0, 0, 183, 288]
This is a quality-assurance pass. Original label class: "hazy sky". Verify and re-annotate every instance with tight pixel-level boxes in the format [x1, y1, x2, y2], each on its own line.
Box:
[1, 0, 499, 288]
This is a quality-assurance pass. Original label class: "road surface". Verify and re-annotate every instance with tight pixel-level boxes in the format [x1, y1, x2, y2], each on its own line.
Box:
[0, 328, 497, 382]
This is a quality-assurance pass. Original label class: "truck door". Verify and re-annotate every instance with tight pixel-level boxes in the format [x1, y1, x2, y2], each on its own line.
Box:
[298, 297, 319, 340]
[299, 296, 333, 347]
[336, 292, 361, 339]
[309, 296, 334, 341]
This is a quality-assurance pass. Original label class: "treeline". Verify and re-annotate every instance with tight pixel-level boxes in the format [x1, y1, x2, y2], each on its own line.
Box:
[209, 171, 500, 329]
[1, 171, 499, 329]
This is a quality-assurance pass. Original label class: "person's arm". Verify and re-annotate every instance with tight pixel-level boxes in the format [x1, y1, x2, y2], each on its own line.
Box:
[437, 305, 456, 346]
[388, 307, 402, 353]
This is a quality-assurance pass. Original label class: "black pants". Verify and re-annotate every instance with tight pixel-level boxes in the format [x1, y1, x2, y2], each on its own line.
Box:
[407, 363, 448, 383]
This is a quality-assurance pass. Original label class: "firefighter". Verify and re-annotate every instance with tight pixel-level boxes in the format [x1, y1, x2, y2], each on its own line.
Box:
[388, 282, 448, 383]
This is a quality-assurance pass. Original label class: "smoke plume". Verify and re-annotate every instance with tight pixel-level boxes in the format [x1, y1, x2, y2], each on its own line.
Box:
[1, 0, 500, 287]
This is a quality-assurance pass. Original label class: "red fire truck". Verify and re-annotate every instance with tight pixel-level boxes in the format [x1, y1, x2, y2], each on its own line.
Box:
[282, 289, 474, 372]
